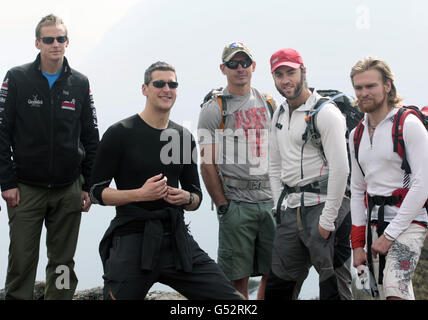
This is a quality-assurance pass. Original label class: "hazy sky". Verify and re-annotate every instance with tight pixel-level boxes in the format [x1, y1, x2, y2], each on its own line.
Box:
[1, 0, 427, 299]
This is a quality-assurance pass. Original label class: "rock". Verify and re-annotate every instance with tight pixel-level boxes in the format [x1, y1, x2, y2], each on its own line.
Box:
[0, 281, 46, 300]
[144, 290, 187, 300]
[72, 286, 104, 300]
[0, 281, 186, 300]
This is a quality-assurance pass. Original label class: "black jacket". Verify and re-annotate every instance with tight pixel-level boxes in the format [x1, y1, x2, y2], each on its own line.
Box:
[0, 54, 99, 191]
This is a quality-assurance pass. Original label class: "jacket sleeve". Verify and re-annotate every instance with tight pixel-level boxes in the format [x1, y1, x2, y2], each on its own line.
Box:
[79, 79, 100, 192]
[385, 114, 428, 239]
[316, 104, 349, 231]
[349, 127, 368, 248]
[0, 71, 18, 191]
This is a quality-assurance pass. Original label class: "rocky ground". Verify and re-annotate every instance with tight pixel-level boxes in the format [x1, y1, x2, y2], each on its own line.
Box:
[0, 281, 186, 300]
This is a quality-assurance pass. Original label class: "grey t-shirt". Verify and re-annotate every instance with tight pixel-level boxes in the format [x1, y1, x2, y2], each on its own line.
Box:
[197, 87, 274, 203]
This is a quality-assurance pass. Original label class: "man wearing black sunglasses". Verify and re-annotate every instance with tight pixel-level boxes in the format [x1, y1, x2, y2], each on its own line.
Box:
[198, 42, 276, 299]
[0, 14, 99, 300]
[90, 61, 243, 300]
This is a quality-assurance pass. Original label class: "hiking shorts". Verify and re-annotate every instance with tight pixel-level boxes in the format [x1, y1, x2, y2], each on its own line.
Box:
[371, 223, 427, 300]
[217, 200, 275, 280]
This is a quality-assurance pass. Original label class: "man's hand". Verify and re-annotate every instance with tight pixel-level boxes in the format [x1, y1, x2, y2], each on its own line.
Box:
[371, 234, 393, 258]
[2, 188, 20, 207]
[353, 247, 367, 268]
[135, 174, 168, 202]
[318, 224, 331, 240]
[81, 191, 92, 212]
[164, 187, 190, 206]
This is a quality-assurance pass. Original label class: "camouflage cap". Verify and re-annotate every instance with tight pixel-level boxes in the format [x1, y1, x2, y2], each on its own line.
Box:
[222, 42, 253, 63]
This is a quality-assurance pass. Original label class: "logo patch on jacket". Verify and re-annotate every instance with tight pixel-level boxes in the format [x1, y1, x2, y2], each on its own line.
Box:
[61, 99, 76, 111]
[28, 94, 44, 107]
[1, 80, 8, 91]
[1, 78, 9, 98]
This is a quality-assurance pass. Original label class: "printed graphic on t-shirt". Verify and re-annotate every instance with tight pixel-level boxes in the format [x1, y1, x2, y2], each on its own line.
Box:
[233, 107, 268, 157]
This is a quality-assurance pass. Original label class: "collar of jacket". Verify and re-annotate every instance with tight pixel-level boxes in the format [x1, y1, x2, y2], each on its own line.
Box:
[362, 107, 398, 128]
[32, 53, 72, 76]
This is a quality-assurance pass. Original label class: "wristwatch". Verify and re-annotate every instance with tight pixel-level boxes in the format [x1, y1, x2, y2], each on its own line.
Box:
[216, 202, 230, 215]
[187, 192, 194, 206]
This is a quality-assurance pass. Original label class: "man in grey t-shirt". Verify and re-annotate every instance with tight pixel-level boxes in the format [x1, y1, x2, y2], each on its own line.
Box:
[198, 42, 276, 299]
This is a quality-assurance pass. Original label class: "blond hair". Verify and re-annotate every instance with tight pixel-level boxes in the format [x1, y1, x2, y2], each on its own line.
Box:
[350, 57, 402, 107]
[35, 14, 67, 39]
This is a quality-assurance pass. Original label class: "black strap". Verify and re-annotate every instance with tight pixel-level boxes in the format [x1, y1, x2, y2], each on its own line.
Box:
[366, 195, 399, 285]
[275, 105, 285, 129]
[219, 95, 232, 127]
[275, 182, 324, 225]
[353, 120, 366, 176]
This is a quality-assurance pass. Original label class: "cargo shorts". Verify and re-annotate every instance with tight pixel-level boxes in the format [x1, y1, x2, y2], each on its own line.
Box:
[217, 200, 276, 280]
[371, 223, 427, 300]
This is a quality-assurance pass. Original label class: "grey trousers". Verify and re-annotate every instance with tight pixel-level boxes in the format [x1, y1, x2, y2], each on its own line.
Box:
[269, 198, 351, 300]
[103, 232, 244, 300]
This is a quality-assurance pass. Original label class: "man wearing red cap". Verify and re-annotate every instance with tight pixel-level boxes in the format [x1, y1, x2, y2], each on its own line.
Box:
[265, 48, 351, 300]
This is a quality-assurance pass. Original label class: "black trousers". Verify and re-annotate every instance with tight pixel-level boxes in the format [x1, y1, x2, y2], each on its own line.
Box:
[103, 232, 243, 300]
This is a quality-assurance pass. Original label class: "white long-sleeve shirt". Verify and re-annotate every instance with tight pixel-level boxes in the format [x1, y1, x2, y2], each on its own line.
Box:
[269, 90, 349, 231]
[350, 108, 428, 240]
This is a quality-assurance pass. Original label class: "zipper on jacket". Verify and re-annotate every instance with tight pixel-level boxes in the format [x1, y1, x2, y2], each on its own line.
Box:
[49, 91, 54, 188]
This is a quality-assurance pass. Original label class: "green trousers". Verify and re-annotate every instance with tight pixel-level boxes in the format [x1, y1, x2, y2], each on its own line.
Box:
[5, 178, 82, 300]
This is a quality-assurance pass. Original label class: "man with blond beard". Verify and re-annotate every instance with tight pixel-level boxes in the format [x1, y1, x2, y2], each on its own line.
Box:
[349, 57, 428, 300]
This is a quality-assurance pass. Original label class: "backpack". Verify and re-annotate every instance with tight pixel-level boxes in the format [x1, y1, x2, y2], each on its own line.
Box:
[200, 87, 275, 129]
[302, 89, 364, 193]
[353, 105, 428, 176]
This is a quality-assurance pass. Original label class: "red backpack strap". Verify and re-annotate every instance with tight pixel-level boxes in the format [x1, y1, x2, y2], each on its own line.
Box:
[353, 118, 365, 176]
[392, 106, 424, 174]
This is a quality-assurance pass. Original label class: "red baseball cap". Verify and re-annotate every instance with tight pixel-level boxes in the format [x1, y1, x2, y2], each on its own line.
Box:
[270, 48, 304, 73]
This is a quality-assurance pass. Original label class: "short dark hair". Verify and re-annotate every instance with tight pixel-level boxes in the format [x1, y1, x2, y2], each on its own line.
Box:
[144, 61, 176, 85]
[35, 14, 67, 39]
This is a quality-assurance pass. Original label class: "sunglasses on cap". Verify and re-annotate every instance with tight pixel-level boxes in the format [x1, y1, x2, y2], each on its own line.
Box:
[40, 36, 68, 44]
[151, 80, 179, 89]
[224, 58, 253, 69]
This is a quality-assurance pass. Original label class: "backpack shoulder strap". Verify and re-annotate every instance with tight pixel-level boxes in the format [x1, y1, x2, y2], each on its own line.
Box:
[200, 87, 231, 130]
[216, 96, 226, 130]
[353, 118, 365, 176]
[262, 93, 275, 118]
[392, 106, 426, 174]
[306, 97, 329, 130]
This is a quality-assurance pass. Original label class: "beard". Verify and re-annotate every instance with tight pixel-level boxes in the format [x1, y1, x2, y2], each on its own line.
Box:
[358, 93, 388, 113]
[276, 73, 305, 100]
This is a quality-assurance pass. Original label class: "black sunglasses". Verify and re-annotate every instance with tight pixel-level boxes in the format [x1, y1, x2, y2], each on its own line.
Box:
[224, 58, 253, 69]
[40, 36, 68, 44]
[151, 80, 179, 89]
